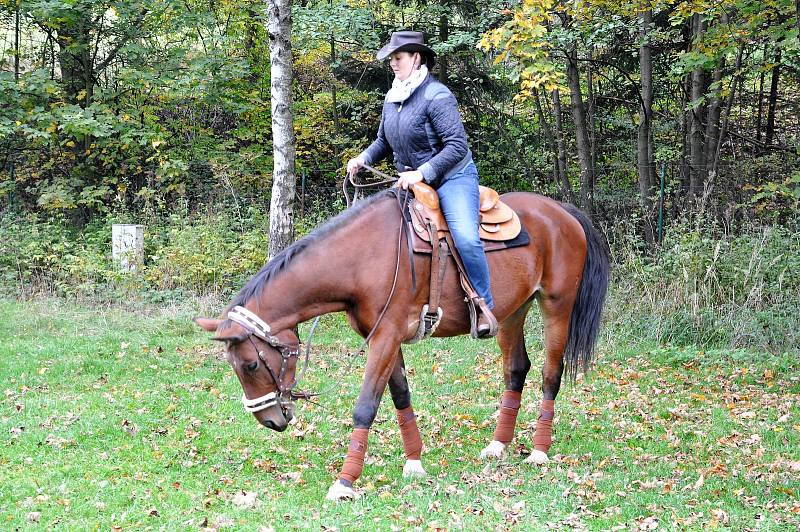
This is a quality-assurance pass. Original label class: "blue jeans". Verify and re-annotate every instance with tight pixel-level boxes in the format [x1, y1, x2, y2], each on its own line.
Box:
[437, 162, 494, 309]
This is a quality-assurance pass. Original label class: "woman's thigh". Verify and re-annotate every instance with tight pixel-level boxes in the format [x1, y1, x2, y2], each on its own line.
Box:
[437, 165, 480, 242]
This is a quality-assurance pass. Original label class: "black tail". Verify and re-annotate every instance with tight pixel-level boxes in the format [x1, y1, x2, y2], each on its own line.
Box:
[561, 204, 610, 381]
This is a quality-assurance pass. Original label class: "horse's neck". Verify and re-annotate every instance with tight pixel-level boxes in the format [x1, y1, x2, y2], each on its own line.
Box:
[257, 195, 399, 329]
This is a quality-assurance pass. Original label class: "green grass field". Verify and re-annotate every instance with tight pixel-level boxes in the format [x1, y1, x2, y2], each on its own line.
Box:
[1, 297, 798, 530]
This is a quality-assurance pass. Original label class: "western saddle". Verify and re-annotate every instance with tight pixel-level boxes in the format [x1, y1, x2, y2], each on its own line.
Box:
[404, 182, 524, 343]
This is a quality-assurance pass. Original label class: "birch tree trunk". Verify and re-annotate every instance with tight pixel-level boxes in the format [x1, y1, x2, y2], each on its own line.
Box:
[267, 0, 296, 259]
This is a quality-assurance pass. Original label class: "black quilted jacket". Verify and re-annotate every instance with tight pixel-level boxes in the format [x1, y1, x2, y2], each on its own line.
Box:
[360, 74, 473, 190]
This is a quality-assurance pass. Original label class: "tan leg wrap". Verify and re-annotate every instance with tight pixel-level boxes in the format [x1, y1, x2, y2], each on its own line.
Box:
[340, 428, 369, 484]
[396, 406, 423, 460]
[533, 399, 555, 453]
[492, 390, 522, 444]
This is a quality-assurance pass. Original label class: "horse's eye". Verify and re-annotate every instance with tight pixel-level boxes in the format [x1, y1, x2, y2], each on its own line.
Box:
[245, 361, 258, 372]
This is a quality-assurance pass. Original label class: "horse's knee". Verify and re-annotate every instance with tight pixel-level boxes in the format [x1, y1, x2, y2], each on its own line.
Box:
[388, 385, 411, 410]
[541, 360, 564, 398]
[353, 401, 379, 428]
[507, 357, 531, 391]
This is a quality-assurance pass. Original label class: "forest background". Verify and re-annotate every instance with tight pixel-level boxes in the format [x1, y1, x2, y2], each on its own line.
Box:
[0, 0, 798, 351]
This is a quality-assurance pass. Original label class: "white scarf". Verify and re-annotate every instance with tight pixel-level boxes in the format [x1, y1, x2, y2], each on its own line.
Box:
[385, 65, 429, 104]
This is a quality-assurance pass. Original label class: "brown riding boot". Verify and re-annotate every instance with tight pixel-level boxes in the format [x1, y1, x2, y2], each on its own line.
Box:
[475, 298, 498, 339]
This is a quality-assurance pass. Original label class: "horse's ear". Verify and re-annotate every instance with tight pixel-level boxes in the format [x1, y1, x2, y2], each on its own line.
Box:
[195, 317, 223, 332]
[211, 332, 249, 344]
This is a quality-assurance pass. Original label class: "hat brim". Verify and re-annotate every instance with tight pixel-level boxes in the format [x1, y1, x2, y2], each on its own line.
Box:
[377, 43, 436, 67]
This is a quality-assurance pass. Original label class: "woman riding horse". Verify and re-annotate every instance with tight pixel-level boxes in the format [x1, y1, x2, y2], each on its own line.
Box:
[197, 32, 609, 502]
[347, 31, 498, 339]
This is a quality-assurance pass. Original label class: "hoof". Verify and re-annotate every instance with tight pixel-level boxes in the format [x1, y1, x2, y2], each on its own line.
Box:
[325, 480, 360, 501]
[402, 459, 427, 478]
[479, 440, 506, 460]
[524, 449, 549, 465]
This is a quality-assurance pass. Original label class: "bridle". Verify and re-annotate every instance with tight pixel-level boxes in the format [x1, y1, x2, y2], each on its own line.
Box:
[227, 305, 317, 414]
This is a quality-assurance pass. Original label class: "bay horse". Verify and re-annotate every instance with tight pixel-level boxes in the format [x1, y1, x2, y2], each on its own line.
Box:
[196, 189, 609, 500]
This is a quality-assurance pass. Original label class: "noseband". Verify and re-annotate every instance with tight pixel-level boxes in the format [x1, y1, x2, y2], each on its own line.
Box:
[227, 306, 317, 414]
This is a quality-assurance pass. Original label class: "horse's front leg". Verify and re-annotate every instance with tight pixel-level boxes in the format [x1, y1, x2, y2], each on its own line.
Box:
[326, 332, 401, 501]
[481, 304, 532, 460]
[387, 349, 426, 478]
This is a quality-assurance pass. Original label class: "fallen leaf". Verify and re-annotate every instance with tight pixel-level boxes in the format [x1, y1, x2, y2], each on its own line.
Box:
[232, 491, 258, 508]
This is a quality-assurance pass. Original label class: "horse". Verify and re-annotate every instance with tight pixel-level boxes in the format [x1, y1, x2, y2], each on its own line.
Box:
[196, 188, 609, 500]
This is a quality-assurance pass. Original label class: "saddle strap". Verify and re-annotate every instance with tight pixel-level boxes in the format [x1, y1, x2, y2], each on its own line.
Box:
[444, 232, 480, 301]
[427, 223, 448, 315]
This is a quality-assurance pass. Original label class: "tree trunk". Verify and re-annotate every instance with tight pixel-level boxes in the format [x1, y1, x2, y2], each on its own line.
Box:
[681, 73, 691, 193]
[688, 14, 706, 197]
[534, 87, 573, 202]
[14, 6, 20, 80]
[330, 32, 338, 130]
[551, 89, 573, 203]
[438, 15, 448, 85]
[765, 49, 781, 146]
[267, 0, 296, 259]
[637, 8, 656, 214]
[797, 0, 800, 30]
[756, 44, 766, 143]
[586, 51, 597, 182]
[703, 54, 725, 180]
[56, 19, 91, 104]
[713, 46, 744, 176]
[565, 46, 594, 213]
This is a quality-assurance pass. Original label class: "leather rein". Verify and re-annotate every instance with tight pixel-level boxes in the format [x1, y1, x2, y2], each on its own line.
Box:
[342, 166, 415, 356]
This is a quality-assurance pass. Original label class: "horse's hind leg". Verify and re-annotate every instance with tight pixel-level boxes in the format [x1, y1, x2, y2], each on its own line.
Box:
[386, 349, 426, 477]
[525, 295, 571, 465]
[480, 302, 532, 460]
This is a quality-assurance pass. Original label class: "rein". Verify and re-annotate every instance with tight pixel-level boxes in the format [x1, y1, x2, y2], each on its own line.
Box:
[341, 166, 414, 358]
[342, 164, 397, 208]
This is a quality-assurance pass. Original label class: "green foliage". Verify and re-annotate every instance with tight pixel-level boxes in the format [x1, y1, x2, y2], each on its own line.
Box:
[607, 216, 800, 351]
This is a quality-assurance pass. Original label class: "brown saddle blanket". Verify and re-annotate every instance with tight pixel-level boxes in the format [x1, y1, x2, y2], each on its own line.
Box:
[406, 182, 530, 254]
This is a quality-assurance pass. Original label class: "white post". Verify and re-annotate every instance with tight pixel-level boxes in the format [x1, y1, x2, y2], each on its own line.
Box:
[112, 224, 144, 272]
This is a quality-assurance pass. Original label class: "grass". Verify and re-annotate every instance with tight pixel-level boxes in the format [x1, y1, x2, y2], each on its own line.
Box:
[1, 297, 799, 530]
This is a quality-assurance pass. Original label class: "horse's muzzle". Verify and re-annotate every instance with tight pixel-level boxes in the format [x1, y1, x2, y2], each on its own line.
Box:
[259, 417, 289, 432]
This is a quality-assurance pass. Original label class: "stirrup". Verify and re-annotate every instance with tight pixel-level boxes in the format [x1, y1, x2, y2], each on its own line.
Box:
[404, 304, 443, 345]
[472, 298, 498, 339]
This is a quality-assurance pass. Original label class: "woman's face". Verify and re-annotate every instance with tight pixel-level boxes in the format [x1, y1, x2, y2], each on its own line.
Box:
[389, 51, 420, 81]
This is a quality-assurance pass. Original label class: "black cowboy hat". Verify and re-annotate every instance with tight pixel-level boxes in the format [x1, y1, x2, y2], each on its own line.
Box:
[376, 31, 436, 68]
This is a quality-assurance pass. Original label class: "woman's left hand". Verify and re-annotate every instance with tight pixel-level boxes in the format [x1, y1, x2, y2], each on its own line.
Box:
[397, 170, 424, 190]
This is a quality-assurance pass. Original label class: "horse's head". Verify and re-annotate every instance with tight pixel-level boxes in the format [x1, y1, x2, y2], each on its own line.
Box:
[196, 314, 300, 432]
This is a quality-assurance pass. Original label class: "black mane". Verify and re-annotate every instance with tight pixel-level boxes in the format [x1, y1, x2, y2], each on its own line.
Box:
[230, 189, 404, 308]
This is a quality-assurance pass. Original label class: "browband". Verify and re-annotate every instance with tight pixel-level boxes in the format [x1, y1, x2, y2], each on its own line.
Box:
[228, 305, 273, 342]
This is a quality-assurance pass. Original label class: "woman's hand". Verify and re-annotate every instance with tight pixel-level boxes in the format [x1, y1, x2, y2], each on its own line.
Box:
[397, 170, 423, 190]
[346, 156, 365, 178]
